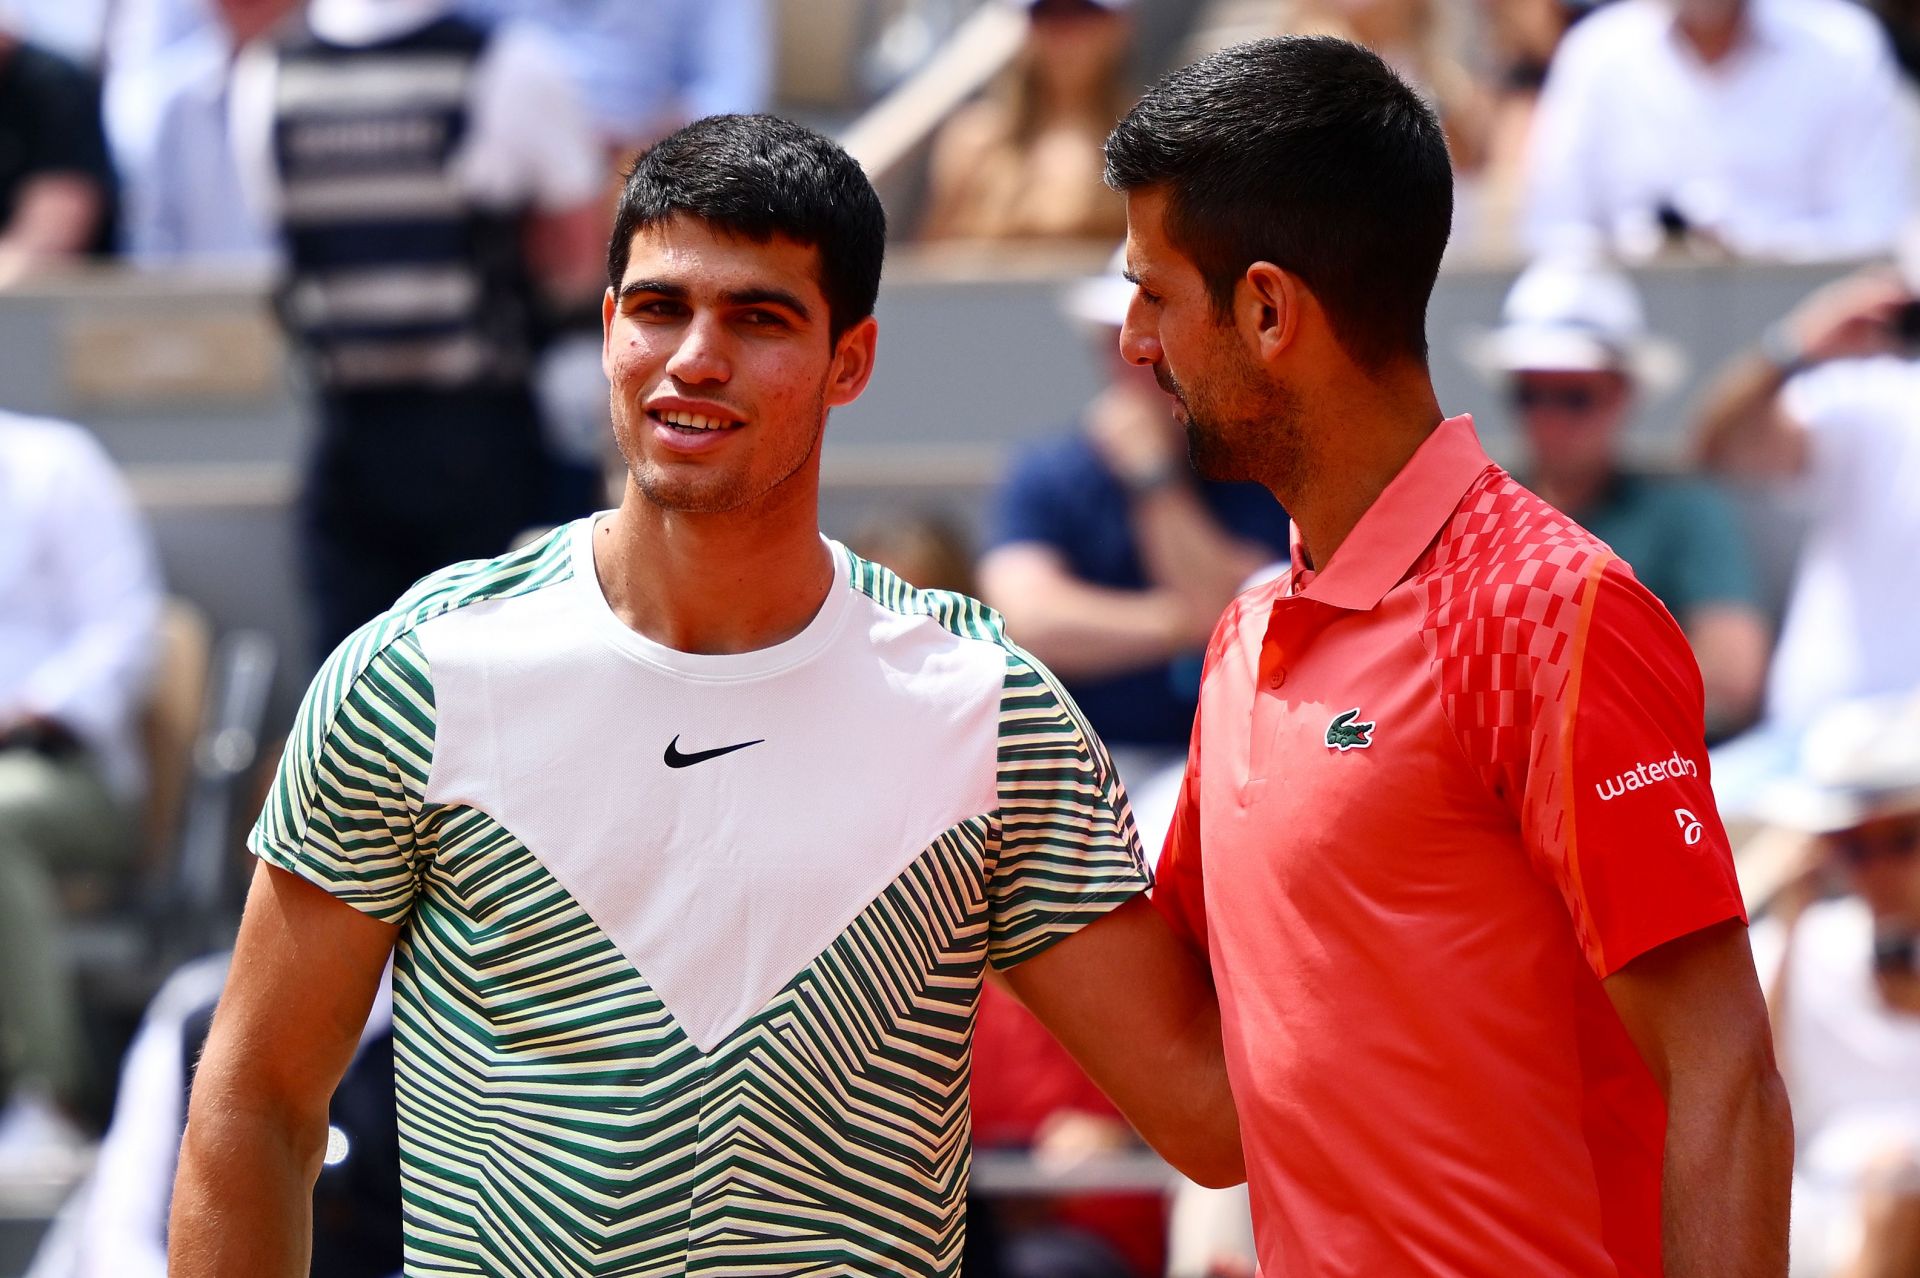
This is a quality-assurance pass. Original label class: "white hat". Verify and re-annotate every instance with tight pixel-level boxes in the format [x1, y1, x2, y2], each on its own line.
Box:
[1757, 692, 1920, 835]
[1062, 244, 1133, 329]
[1464, 257, 1686, 393]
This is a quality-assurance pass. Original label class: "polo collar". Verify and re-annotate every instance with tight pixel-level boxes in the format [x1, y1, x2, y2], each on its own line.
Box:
[1286, 414, 1494, 612]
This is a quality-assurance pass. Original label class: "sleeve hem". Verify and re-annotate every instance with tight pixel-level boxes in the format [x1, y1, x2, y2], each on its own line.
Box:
[987, 880, 1149, 971]
[248, 831, 413, 926]
[1591, 896, 1749, 980]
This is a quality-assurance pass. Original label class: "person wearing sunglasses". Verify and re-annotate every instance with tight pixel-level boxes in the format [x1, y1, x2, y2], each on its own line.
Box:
[1748, 692, 1920, 1278]
[1468, 256, 1771, 740]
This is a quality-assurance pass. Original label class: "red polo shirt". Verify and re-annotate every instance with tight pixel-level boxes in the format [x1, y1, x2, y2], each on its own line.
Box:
[1155, 416, 1745, 1278]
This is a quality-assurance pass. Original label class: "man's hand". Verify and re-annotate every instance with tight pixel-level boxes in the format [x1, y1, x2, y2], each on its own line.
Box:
[1605, 918, 1793, 1277]
[1000, 896, 1244, 1188]
[1085, 384, 1187, 486]
[169, 863, 399, 1278]
[1781, 271, 1909, 367]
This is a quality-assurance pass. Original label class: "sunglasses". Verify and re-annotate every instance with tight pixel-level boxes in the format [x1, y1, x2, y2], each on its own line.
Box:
[1832, 823, 1920, 867]
[1510, 383, 1607, 414]
[1029, 0, 1113, 20]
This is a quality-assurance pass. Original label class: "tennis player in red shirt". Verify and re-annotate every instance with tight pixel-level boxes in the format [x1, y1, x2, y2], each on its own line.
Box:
[1105, 37, 1792, 1277]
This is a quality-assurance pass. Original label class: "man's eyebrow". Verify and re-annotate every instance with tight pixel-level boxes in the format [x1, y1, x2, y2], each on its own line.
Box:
[618, 279, 688, 301]
[720, 287, 812, 321]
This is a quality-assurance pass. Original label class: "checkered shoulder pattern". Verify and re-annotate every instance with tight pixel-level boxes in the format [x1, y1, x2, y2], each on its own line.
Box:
[1410, 466, 1623, 962]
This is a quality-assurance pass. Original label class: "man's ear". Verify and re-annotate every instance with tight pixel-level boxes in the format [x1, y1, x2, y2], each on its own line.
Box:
[825, 315, 880, 409]
[1238, 262, 1300, 365]
[601, 286, 618, 379]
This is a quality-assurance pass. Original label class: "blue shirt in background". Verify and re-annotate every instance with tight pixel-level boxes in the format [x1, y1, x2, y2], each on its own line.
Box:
[988, 429, 1292, 750]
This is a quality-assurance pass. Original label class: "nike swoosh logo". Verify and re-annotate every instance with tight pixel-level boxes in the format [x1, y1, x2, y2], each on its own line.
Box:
[663, 735, 765, 768]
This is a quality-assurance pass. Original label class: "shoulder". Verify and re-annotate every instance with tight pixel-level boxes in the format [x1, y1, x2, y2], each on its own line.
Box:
[1003, 430, 1105, 489]
[475, 17, 575, 92]
[1762, 0, 1894, 66]
[1412, 469, 1684, 681]
[0, 410, 119, 484]
[844, 547, 1010, 648]
[1550, 0, 1669, 72]
[1785, 355, 1920, 429]
[1417, 467, 1616, 622]
[320, 523, 579, 699]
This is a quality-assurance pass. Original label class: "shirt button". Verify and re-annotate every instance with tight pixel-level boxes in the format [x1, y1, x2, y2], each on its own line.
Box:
[1267, 667, 1287, 690]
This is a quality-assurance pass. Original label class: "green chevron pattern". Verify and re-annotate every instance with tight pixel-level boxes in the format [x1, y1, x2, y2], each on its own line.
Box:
[250, 525, 1146, 1275]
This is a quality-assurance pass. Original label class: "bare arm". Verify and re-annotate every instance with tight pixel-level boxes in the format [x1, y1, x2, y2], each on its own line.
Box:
[1604, 918, 1794, 1278]
[1684, 604, 1770, 740]
[169, 863, 400, 1278]
[978, 543, 1196, 680]
[999, 895, 1243, 1188]
[1695, 271, 1908, 477]
[0, 174, 104, 283]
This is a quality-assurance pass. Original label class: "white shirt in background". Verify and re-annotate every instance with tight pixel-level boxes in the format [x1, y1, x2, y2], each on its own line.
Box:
[118, 28, 274, 265]
[1769, 357, 1920, 727]
[1525, 0, 1915, 262]
[1751, 898, 1920, 1275]
[0, 411, 162, 799]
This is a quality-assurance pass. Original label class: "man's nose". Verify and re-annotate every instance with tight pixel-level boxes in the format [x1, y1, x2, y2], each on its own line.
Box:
[1119, 294, 1162, 368]
[665, 314, 731, 384]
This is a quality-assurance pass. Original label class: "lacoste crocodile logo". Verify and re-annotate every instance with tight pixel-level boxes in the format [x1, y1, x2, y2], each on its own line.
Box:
[1325, 709, 1374, 751]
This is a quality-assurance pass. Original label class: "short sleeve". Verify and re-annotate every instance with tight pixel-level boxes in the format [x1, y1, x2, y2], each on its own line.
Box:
[1522, 559, 1747, 977]
[249, 627, 437, 924]
[19, 48, 114, 183]
[986, 652, 1150, 968]
[986, 442, 1079, 554]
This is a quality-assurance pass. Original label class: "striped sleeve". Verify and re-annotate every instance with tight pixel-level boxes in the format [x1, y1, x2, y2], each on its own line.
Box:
[986, 650, 1150, 968]
[249, 626, 436, 923]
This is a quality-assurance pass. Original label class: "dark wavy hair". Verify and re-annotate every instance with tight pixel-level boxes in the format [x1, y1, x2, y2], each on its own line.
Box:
[608, 115, 887, 342]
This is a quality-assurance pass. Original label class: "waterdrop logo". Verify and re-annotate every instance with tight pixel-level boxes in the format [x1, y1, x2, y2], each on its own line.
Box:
[1673, 808, 1704, 846]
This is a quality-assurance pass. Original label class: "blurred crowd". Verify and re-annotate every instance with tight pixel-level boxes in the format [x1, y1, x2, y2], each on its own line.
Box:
[3, 0, 1920, 1273]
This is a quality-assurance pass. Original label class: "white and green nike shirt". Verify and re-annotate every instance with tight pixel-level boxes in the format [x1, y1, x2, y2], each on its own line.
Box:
[250, 518, 1149, 1276]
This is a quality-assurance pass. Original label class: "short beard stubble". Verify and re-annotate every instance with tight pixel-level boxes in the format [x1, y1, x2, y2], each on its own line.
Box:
[1156, 342, 1311, 505]
[611, 383, 830, 516]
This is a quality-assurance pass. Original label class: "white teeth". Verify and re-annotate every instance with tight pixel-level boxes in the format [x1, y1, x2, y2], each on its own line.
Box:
[657, 410, 733, 431]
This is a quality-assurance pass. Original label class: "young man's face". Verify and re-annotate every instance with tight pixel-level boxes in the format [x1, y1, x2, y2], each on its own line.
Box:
[602, 215, 876, 516]
[1119, 188, 1292, 487]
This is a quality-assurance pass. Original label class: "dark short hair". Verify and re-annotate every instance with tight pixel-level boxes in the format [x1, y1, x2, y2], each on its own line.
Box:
[607, 114, 887, 342]
[1104, 37, 1453, 367]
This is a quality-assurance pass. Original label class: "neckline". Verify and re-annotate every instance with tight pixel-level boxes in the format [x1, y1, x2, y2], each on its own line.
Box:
[568, 516, 854, 682]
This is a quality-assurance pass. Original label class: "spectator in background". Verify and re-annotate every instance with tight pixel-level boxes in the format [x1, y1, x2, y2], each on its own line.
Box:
[1187, 0, 1493, 173]
[230, 0, 607, 658]
[115, 0, 295, 263]
[921, 0, 1133, 244]
[1696, 262, 1920, 810]
[0, 408, 160, 1176]
[1525, 0, 1914, 262]
[1467, 257, 1769, 739]
[977, 256, 1289, 832]
[458, 0, 771, 153]
[26, 954, 402, 1278]
[1746, 694, 1920, 1278]
[0, 23, 117, 285]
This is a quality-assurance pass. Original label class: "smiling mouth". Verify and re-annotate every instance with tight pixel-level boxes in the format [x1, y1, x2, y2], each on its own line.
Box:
[648, 408, 745, 433]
